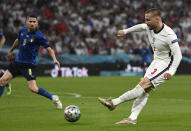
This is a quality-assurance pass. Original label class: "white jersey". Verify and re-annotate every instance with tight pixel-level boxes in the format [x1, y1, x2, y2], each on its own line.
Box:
[123, 23, 182, 76]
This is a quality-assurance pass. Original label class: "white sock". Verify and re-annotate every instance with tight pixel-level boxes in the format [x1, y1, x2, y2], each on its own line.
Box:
[128, 92, 149, 120]
[112, 84, 145, 106]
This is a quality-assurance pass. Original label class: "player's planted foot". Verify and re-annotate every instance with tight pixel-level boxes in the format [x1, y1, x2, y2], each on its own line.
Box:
[6, 84, 12, 95]
[115, 118, 137, 125]
[52, 95, 62, 109]
[98, 97, 115, 111]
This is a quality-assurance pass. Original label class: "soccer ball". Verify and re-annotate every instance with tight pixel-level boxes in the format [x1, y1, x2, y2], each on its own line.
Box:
[64, 105, 81, 122]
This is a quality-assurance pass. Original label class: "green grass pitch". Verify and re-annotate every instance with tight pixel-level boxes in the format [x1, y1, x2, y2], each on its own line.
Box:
[0, 75, 191, 131]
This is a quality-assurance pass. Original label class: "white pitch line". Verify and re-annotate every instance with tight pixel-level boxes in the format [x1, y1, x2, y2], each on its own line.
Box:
[5, 92, 100, 99]
[63, 92, 81, 98]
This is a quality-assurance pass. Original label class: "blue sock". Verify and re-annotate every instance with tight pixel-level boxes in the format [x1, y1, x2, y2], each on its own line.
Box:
[37, 87, 53, 100]
[0, 71, 4, 77]
[0, 86, 5, 97]
[0, 71, 10, 88]
[0, 72, 5, 97]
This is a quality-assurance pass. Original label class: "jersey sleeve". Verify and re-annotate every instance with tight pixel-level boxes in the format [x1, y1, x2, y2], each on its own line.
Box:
[123, 24, 147, 34]
[167, 34, 182, 76]
[38, 35, 50, 48]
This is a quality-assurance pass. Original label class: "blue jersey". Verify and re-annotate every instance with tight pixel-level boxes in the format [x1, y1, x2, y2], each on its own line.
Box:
[0, 28, 4, 37]
[139, 48, 151, 63]
[15, 27, 50, 65]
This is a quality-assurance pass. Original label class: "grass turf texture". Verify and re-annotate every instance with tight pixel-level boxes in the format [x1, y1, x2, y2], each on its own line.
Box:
[0, 75, 191, 131]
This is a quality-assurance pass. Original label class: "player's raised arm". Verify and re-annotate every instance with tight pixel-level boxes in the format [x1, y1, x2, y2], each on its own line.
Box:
[46, 47, 60, 69]
[7, 38, 19, 60]
[117, 24, 147, 37]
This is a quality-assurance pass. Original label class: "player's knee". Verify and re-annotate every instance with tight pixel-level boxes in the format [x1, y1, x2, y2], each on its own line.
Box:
[139, 80, 147, 87]
[139, 77, 152, 89]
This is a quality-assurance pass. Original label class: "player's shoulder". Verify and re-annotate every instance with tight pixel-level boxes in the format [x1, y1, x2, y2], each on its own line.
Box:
[36, 29, 44, 37]
[162, 24, 176, 36]
[162, 24, 178, 43]
[19, 26, 27, 32]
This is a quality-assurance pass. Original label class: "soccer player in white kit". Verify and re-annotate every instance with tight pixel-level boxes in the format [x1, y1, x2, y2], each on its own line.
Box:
[98, 8, 182, 124]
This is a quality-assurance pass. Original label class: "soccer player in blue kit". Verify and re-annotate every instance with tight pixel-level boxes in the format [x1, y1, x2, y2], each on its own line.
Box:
[0, 27, 12, 97]
[0, 14, 62, 109]
[139, 41, 151, 74]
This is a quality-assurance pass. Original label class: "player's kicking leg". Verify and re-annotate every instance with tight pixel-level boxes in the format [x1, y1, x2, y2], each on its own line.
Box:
[27, 80, 62, 109]
[98, 97, 116, 111]
[98, 77, 152, 124]
[98, 84, 145, 111]
[115, 92, 149, 125]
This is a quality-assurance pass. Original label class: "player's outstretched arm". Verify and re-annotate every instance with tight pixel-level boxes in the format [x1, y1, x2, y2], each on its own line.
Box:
[117, 24, 147, 37]
[7, 38, 19, 60]
[46, 47, 60, 69]
[117, 30, 126, 37]
[0, 36, 6, 52]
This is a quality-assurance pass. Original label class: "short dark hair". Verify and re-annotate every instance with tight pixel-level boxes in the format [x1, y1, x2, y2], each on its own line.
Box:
[26, 14, 38, 20]
[145, 8, 161, 17]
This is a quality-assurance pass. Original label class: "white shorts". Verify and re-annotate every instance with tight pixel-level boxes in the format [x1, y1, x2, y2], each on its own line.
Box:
[144, 58, 173, 87]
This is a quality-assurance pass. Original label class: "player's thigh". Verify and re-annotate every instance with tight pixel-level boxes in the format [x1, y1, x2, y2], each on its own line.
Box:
[144, 61, 168, 88]
[0, 70, 13, 86]
[27, 80, 38, 92]
[7, 61, 21, 78]
[22, 66, 36, 81]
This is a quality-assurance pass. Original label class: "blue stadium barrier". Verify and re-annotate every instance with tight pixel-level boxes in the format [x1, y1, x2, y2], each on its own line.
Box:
[56, 53, 141, 64]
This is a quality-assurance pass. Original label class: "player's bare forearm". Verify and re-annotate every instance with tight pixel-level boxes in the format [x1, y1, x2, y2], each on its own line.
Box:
[7, 38, 19, 60]
[0, 36, 6, 51]
[9, 39, 19, 53]
[46, 47, 60, 69]
[46, 47, 57, 61]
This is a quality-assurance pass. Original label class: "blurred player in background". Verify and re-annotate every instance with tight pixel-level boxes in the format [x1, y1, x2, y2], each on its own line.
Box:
[0, 25, 12, 97]
[0, 14, 62, 109]
[139, 41, 151, 74]
[99, 8, 182, 124]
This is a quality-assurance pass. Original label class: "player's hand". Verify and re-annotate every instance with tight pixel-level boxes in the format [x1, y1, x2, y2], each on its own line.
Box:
[164, 73, 172, 80]
[7, 51, 13, 60]
[54, 60, 60, 70]
[117, 30, 126, 37]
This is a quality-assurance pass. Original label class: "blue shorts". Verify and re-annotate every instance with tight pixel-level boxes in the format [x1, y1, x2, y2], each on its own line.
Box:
[8, 62, 36, 81]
